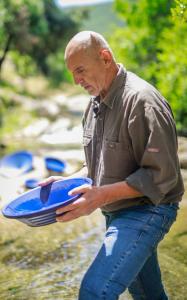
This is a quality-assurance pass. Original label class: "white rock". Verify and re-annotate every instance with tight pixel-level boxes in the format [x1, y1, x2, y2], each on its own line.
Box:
[40, 101, 60, 116]
[52, 94, 67, 106]
[66, 94, 90, 113]
[46, 118, 71, 134]
[22, 118, 50, 137]
[39, 125, 83, 146]
[179, 153, 187, 169]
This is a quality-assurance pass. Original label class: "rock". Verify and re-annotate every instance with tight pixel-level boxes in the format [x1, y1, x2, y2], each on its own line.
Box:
[45, 118, 71, 134]
[22, 99, 60, 117]
[66, 94, 90, 114]
[178, 136, 187, 154]
[178, 137, 187, 169]
[38, 101, 60, 117]
[39, 124, 83, 146]
[51, 94, 67, 106]
[21, 118, 50, 138]
[179, 153, 187, 169]
[181, 169, 187, 181]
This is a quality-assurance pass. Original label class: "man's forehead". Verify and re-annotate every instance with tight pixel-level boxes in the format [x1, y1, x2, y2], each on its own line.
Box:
[65, 43, 86, 62]
[66, 51, 87, 71]
[67, 48, 86, 60]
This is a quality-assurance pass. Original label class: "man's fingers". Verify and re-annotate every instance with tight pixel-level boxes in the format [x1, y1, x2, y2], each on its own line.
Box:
[56, 184, 92, 214]
[56, 197, 84, 214]
[56, 210, 80, 222]
[56, 205, 74, 215]
[38, 176, 64, 186]
[68, 184, 92, 196]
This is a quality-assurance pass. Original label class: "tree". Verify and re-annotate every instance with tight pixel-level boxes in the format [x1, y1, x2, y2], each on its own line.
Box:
[157, 0, 187, 131]
[111, 0, 187, 132]
[111, 0, 174, 83]
[0, 0, 87, 78]
[171, 0, 187, 21]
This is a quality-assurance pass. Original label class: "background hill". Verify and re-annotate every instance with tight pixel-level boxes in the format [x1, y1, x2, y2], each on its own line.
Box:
[72, 2, 124, 35]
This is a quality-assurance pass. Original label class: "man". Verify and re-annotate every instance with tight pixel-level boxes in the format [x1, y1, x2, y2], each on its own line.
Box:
[40, 31, 184, 300]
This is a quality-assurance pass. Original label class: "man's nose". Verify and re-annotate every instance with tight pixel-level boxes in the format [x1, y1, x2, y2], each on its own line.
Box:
[73, 74, 83, 85]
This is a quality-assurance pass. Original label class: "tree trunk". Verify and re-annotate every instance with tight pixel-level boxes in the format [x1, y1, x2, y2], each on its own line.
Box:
[0, 34, 13, 75]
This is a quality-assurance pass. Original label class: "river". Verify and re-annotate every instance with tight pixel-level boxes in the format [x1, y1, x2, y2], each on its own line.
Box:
[0, 91, 186, 300]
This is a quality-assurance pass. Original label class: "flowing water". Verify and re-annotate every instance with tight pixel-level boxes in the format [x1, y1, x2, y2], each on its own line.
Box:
[0, 94, 111, 300]
[0, 211, 105, 300]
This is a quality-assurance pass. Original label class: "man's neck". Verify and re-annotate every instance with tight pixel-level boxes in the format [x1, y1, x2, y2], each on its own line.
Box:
[100, 63, 119, 100]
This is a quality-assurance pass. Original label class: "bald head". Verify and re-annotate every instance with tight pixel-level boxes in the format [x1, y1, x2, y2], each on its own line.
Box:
[64, 31, 118, 98]
[64, 31, 114, 62]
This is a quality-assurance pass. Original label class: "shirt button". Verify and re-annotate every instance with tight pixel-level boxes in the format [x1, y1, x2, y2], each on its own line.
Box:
[109, 143, 115, 149]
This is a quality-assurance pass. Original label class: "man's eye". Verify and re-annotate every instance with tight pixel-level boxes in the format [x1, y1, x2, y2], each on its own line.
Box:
[77, 69, 84, 74]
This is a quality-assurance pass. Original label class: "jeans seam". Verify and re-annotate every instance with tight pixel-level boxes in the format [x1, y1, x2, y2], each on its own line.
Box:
[147, 214, 161, 249]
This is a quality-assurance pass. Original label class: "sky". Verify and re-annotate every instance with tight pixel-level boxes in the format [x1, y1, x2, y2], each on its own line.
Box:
[56, 0, 113, 8]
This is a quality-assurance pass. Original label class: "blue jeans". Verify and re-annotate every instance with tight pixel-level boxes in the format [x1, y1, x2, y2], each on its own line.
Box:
[78, 203, 179, 300]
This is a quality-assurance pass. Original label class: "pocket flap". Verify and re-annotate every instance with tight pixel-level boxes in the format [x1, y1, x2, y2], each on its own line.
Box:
[83, 136, 92, 146]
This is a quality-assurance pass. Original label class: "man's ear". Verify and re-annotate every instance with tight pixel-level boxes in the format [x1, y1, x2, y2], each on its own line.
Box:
[99, 49, 112, 66]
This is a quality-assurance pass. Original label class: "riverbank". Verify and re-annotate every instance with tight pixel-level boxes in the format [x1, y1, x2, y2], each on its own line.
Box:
[0, 89, 187, 300]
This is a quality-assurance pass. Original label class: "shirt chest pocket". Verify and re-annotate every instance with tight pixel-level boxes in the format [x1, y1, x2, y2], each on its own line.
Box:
[83, 136, 92, 146]
[82, 134, 93, 172]
[102, 140, 133, 179]
[82, 128, 93, 146]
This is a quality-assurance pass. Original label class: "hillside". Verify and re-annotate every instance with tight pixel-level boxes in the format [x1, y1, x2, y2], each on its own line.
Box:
[65, 2, 124, 36]
[82, 2, 124, 34]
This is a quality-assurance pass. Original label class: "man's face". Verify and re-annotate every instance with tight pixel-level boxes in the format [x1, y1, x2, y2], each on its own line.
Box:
[66, 49, 106, 96]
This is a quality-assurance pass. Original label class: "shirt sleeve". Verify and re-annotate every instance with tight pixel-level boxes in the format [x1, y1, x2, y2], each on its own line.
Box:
[125, 91, 179, 205]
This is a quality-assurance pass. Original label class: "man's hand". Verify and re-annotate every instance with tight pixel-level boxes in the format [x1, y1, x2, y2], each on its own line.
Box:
[38, 176, 65, 186]
[39, 178, 142, 223]
[56, 184, 105, 222]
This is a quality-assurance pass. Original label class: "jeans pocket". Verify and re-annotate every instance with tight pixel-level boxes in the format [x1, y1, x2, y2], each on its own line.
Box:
[161, 213, 176, 234]
[147, 212, 176, 249]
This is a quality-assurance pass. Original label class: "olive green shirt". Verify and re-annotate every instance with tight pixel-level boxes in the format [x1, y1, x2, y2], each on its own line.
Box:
[82, 64, 184, 212]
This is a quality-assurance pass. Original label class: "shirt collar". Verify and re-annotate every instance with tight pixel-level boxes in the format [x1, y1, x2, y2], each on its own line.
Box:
[90, 64, 127, 110]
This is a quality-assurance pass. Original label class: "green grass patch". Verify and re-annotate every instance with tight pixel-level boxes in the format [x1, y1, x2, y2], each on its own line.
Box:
[159, 207, 187, 300]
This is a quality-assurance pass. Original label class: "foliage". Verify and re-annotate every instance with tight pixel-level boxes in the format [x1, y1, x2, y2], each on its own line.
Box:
[171, 0, 187, 21]
[156, 19, 187, 130]
[0, 0, 87, 82]
[111, 0, 187, 132]
[0, 0, 88, 134]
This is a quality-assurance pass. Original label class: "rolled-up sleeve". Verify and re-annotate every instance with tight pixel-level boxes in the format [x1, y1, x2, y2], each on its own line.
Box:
[126, 91, 179, 205]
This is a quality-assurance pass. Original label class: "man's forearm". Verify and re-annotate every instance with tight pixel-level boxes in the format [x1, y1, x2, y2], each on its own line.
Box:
[55, 179, 143, 222]
[99, 181, 143, 206]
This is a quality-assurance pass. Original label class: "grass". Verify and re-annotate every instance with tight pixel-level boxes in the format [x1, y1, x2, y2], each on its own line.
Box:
[159, 206, 187, 300]
[0, 211, 104, 300]
[0, 206, 186, 299]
